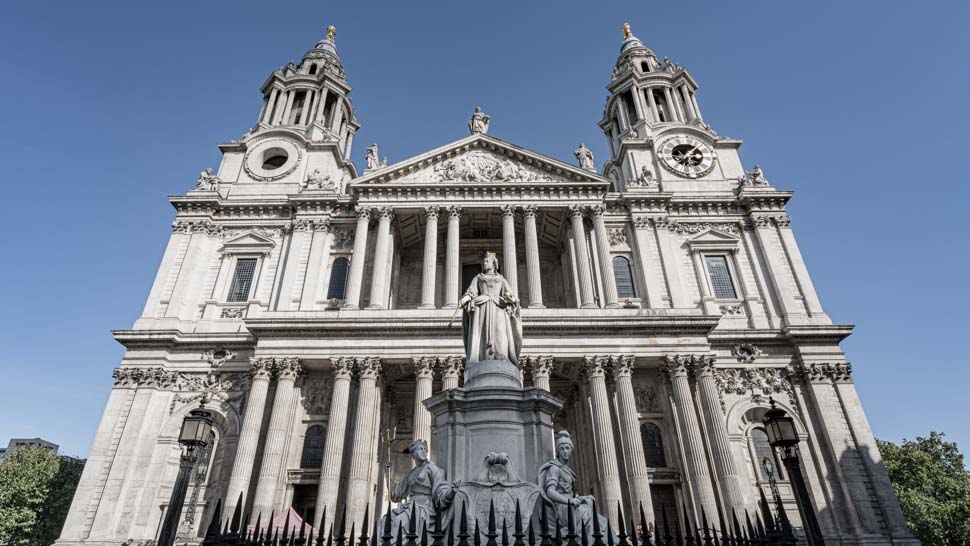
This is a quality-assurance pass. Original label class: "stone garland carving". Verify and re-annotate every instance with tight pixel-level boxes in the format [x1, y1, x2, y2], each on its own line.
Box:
[302, 375, 334, 416]
[331, 227, 354, 248]
[220, 307, 246, 319]
[731, 343, 762, 364]
[667, 222, 741, 236]
[719, 304, 744, 316]
[202, 348, 238, 367]
[751, 214, 791, 229]
[172, 371, 250, 417]
[794, 362, 853, 384]
[713, 367, 795, 409]
[396, 150, 556, 185]
[171, 220, 289, 239]
[607, 227, 628, 247]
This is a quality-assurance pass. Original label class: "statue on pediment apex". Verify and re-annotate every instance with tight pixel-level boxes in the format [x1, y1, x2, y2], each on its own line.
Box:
[468, 107, 490, 135]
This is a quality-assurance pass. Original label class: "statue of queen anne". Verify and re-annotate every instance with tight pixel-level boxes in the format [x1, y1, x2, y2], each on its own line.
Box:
[458, 252, 522, 367]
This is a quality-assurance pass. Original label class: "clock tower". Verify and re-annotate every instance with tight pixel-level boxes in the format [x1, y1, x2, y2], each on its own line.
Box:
[599, 24, 747, 191]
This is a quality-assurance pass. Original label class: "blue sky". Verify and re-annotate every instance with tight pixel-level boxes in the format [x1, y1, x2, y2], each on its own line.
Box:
[0, 1, 967, 458]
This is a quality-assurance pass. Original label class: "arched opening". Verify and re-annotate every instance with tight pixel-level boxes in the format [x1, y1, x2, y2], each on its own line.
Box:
[308, 64, 317, 75]
[613, 256, 636, 299]
[640, 422, 667, 468]
[326, 257, 350, 300]
[641, 61, 651, 73]
[300, 425, 326, 469]
[261, 147, 288, 170]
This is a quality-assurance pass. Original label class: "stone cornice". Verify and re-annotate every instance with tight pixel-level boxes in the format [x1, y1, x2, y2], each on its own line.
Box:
[112, 329, 256, 351]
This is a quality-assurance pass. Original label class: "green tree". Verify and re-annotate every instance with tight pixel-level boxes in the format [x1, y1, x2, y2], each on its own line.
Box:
[0, 448, 84, 546]
[878, 432, 970, 546]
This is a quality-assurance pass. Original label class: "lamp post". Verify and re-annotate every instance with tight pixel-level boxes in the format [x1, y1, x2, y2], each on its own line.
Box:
[763, 399, 825, 546]
[157, 402, 214, 546]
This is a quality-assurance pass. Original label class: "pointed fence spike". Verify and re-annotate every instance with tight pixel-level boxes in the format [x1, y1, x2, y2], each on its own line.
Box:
[527, 517, 536, 546]
[590, 500, 603, 546]
[502, 519, 509, 546]
[319, 506, 328, 546]
[396, 522, 404, 546]
[475, 519, 482, 546]
[581, 520, 589, 546]
[205, 498, 224, 540]
[421, 521, 429, 546]
[606, 521, 615, 546]
[360, 504, 371, 546]
[230, 492, 245, 533]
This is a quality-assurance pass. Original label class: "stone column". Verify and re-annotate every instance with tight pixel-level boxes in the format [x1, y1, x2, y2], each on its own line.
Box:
[691, 356, 745, 517]
[367, 207, 394, 309]
[343, 208, 371, 309]
[522, 205, 544, 308]
[412, 357, 435, 443]
[345, 357, 382, 528]
[591, 205, 620, 307]
[528, 356, 554, 391]
[315, 88, 329, 123]
[662, 355, 718, 521]
[419, 207, 440, 309]
[440, 356, 464, 390]
[444, 206, 462, 307]
[313, 357, 355, 530]
[262, 88, 280, 124]
[298, 91, 313, 125]
[612, 356, 655, 522]
[252, 358, 303, 518]
[663, 87, 682, 123]
[583, 356, 623, 523]
[569, 206, 597, 308]
[330, 101, 344, 132]
[281, 91, 296, 124]
[224, 358, 274, 518]
[690, 92, 703, 123]
[501, 205, 519, 295]
[645, 88, 659, 123]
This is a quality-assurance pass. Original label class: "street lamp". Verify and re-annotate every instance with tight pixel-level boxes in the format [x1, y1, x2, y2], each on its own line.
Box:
[157, 403, 214, 546]
[763, 399, 825, 546]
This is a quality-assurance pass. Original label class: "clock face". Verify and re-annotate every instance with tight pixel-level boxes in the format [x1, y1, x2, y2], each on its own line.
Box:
[658, 136, 716, 178]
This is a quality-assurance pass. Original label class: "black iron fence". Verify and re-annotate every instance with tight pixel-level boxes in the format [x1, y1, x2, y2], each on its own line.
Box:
[198, 493, 799, 546]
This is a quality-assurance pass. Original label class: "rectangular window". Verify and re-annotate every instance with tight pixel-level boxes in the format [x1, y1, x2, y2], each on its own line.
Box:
[705, 255, 737, 299]
[226, 258, 257, 303]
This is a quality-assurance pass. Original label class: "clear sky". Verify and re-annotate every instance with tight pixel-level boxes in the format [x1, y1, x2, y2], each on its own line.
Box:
[0, 1, 967, 458]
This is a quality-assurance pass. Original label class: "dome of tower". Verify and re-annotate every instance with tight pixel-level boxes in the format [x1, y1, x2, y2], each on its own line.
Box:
[304, 25, 341, 61]
[613, 23, 661, 79]
[300, 25, 346, 80]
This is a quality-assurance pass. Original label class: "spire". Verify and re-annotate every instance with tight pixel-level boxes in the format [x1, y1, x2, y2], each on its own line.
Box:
[616, 22, 656, 64]
[305, 25, 342, 67]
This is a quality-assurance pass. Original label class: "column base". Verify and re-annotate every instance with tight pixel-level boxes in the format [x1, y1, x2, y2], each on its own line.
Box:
[341, 303, 359, 310]
[581, 302, 599, 309]
[605, 302, 622, 309]
[527, 303, 546, 309]
[365, 304, 386, 310]
[417, 303, 437, 310]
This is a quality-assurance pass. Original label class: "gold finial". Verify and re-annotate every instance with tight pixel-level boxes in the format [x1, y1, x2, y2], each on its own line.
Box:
[326, 25, 336, 41]
[622, 22, 632, 38]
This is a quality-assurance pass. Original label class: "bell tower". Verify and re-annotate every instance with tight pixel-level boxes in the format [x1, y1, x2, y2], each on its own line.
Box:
[254, 25, 360, 159]
[599, 23, 730, 190]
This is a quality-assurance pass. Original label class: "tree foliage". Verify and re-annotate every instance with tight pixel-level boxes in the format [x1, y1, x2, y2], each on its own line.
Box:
[0, 448, 85, 546]
[878, 432, 970, 546]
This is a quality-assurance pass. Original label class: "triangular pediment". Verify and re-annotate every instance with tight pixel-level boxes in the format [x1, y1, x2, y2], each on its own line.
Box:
[220, 232, 276, 254]
[351, 134, 610, 188]
[685, 228, 740, 251]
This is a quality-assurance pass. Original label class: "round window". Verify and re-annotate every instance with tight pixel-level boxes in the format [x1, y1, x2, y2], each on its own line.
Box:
[262, 148, 288, 170]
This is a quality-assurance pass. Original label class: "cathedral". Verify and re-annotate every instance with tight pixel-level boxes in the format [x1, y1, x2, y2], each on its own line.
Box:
[57, 24, 916, 546]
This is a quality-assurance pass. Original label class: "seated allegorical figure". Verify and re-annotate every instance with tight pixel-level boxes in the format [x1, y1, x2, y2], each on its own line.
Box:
[386, 439, 459, 535]
[536, 431, 615, 543]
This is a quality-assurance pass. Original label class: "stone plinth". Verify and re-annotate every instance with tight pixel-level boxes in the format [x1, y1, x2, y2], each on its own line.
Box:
[424, 360, 563, 485]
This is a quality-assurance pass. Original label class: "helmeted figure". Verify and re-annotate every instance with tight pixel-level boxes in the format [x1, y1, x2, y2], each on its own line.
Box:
[387, 438, 459, 536]
[536, 431, 614, 543]
[458, 252, 522, 367]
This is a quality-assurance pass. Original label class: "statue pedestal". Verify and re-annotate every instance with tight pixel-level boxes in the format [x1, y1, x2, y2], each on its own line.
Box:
[424, 359, 564, 485]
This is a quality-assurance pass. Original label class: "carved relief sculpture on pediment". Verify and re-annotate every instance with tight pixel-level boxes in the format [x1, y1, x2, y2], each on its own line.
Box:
[394, 150, 562, 185]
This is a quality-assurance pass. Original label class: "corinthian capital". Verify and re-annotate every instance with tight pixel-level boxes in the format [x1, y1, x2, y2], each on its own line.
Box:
[689, 355, 717, 377]
[583, 355, 609, 379]
[796, 362, 852, 384]
[356, 207, 373, 221]
[611, 355, 637, 380]
[501, 204, 517, 218]
[275, 357, 303, 381]
[521, 205, 538, 218]
[568, 204, 587, 219]
[332, 357, 356, 380]
[412, 356, 436, 379]
[250, 357, 275, 381]
[526, 356, 554, 381]
[447, 206, 463, 219]
[356, 356, 382, 380]
[439, 356, 465, 380]
[424, 206, 440, 220]
[661, 354, 694, 378]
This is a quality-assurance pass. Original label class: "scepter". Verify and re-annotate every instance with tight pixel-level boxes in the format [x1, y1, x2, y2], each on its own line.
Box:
[447, 303, 461, 328]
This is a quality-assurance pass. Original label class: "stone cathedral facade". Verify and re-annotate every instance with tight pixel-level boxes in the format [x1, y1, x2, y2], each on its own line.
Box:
[58, 25, 916, 546]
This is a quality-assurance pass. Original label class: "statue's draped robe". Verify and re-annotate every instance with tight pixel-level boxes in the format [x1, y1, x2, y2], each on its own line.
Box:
[389, 460, 453, 535]
[461, 273, 522, 366]
[536, 460, 614, 543]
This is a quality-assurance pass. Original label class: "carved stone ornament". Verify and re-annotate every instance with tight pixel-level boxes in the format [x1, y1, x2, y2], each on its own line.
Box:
[731, 343, 762, 363]
[302, 375, 333, 416]
[633, 383, 661, 413]
[719, 304, 744, 316]
[744, 164, 769, 187]
[667, 222, 741, 236]
[713, 367, 794, 408]
[365, 143, 388, 171]
[170, 371, 250, 416]
[301, 168, 343, 192]
[607, 227, 628, 247]
[524, 355, 554, 380]
[332, 227, 354, 248]
[395, 150, 557, 185]
[220, 307, 246, 319]
[627, 166, 656, 188]
[795, 362, 853, 384]
[573, 143, 595, 171]
[202, 347, 238, 367]
[468, 107, 490, 135]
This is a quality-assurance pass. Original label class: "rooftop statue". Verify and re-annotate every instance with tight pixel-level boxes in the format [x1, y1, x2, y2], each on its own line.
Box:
[573, 143, 595, 171]
[458, 252, 522, 367]
[468, 107, 490, 135]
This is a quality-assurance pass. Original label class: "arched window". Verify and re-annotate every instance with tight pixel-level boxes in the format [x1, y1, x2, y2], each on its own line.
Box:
[300, 425, 326, 469]
[750, 427, 783, 480]
[613, 256, 636, 299]
[308, 64, 317, 75]
[327, 257, 350, 299]
[640, 422, 667, 467]
[640, 61, 651, 73]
